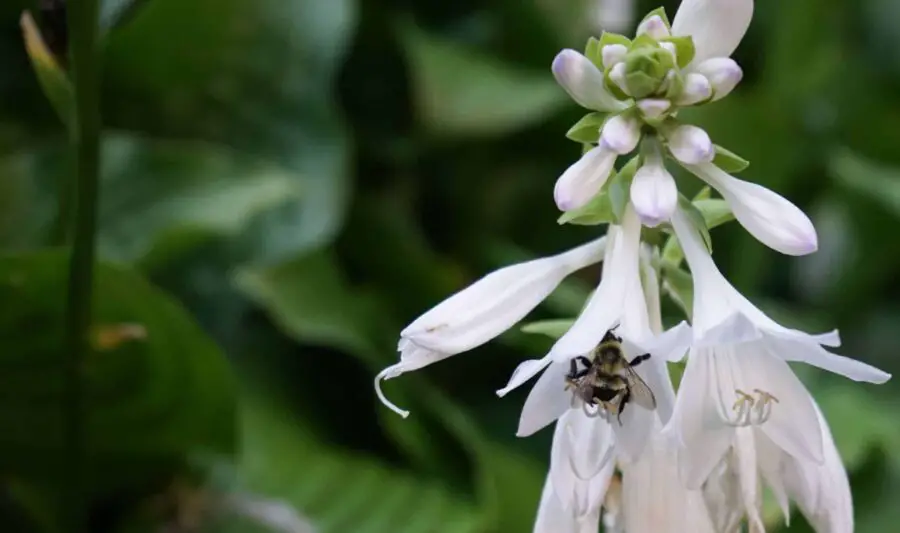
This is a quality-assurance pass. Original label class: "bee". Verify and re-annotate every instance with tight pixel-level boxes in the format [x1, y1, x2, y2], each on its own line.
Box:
[564, 327, 656, 424]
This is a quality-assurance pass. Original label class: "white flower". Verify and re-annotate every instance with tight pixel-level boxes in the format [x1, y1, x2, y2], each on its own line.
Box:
[704, 399, 853, 533]
[630, 157, 678, 228]
[534, 410, 616, 533]
[602, 44, 628, 69]
[663, 206, 890, 488]
[620, 420, 719, 533]
[496, 207, 691, 463]
[554, 114, 641, 211]
[672, 0, 754, 67]
[375, 237, 608, 417]
[552, 49, 628, 112]
[694, 58, 743, 101]
[684, 162, 819, 255]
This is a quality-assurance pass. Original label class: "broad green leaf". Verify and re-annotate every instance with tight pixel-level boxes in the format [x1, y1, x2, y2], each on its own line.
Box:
[712, 145, 750, 173]
[2, 134, 300, 264]
[20, 12, 73, 129]
[557, 191, 614, 226]
[234, 392, 487, 533]
[520, 319, 575, 339]
[0, 251, 236, 489]
[565, 112, 607, 144]
[831, 149, 900, 217]
[677, 194, 712, 253]
[101, 0, 355, 264]
[609, 157, 641, 222]
[694, 199, 735, 229]
[399, 24, 567, 137]
[662, 263, 693, 318]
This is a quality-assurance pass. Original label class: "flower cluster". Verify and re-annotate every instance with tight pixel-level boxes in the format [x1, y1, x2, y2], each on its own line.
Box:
[374, 1, 890, 532]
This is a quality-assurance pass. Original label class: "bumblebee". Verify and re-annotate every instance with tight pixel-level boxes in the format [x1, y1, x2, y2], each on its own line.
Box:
[564, 327, 656, 424]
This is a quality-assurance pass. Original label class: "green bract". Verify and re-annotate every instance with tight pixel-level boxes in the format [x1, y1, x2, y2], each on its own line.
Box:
[713, 145, 751, 173]
[566, 112, 608, 144]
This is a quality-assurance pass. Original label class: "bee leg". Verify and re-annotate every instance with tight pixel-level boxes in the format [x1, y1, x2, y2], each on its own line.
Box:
[629, 353, 651, 367]
[575, 356, 593, 369]
[566, 359, 579, 380]
[617, 391, 631, 426]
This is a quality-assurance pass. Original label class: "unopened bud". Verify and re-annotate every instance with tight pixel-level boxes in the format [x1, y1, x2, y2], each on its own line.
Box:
[600, 114, 641, 155]
[694, 58, 743, 101]
[637, 15, 671, 40]
[609, 62, 630, 95]
[675, 73, 712, 106]
[631, 160, 677, 227]
[637, 98, 671, 120]
[667, 125, 714, 164]
[602, 44, 628, 70]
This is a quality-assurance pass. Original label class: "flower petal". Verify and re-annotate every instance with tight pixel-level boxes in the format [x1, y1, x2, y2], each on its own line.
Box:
[404, 237, 607, 352]
[555, 145, 618, 211]
[694, 57, 743, 101]
[517, 360, 573, 436]
[550, 412, 616, 515]
[497, 355, 554, 398]
[733, 344, 825, 464]
[667, 125, 714, 165]
[613, 399, 654, 463]
[664, 349, 735, 488]
[694, 311, 763, 348]
[630, 161, 678, 227]
[533, 473, 604, 533]
[687, 162, 818, 256]
[600, 113, 641, 155]
[768, 337, 891, 384]
[671, 0, 754, 66]
[552, 49, 627, 111]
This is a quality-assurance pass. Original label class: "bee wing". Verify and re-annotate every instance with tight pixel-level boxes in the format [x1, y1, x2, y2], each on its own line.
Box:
[622, 367, 656, 410]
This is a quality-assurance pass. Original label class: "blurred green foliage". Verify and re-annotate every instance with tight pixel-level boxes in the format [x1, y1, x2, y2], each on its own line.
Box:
[0, 0, 899, 531]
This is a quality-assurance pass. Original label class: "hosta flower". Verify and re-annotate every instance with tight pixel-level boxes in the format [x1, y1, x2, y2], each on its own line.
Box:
[534, 410, 615, 533]
[374, 237, 607, 417]
[702, 400, 853, 533]
[496, 206, 691, 462]
[663, 206, 890, 489]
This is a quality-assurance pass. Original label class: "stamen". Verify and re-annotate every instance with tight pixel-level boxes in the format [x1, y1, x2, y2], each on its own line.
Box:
[374, 365, 410, 418]
[726, 389, 778, 427]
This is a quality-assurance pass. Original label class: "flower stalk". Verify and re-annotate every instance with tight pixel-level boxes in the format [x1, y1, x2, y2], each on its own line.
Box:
[64, 0, 102, 529]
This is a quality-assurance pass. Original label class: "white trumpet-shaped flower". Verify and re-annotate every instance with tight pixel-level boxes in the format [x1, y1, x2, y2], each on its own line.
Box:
[684, 162, 819, 255]
[375, 236, 608, 417]
[497, 207, 691, 463]
[663, 207, 890, 489]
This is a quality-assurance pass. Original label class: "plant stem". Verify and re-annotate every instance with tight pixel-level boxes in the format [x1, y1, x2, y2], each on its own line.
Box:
[64, 0, 101, 529]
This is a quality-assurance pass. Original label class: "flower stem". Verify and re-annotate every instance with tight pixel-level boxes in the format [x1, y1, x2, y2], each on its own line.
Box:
[64, 0, 101, 529]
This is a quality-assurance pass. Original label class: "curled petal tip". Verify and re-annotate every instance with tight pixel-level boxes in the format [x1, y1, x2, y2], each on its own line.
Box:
[375, 365, 411, 418]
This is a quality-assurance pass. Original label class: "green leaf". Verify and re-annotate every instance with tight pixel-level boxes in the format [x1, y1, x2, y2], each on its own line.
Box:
[713, 145, 751, 173]
[565, 112, 608, 144]
[0, 250, 236, 489]
[693, 186, 711, 201]
[661, 234, 684, 267]
[3, 134, 301, 265]
[520, 319, 575, 339]
[584, 37, 603, 68]
[678, 194, 713, 253]
[234, 251, 384, 365]
[557, 191, 614, 226]
[831, 149, 900, 217]
[694, 199, 735, 229]
[630, 34, 659, 51]
[399, 24, 567, 138]
[101, 0, 355, 264]
[608, 157, 641, 222]
[20, 11, 74, 130]
[662, 263, 693, 318]
[660, 36, 695, 69]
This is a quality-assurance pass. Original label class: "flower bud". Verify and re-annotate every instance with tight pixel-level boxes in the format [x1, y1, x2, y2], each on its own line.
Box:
[637, 98, 672, 120]
[694, 58, 743, 101]
[554, 144, 618, 211]
[631, 160, 678, 227]
[552, 49, 625, 111]
[623, 47, 675, 98]
[609, 62, 630, 95]
[660, 41, 678, 63]
[600, 113, 641, 155]
[601, 44, 628, 69]
[667, 125, 714, 164]
[675, 73, 712, 106]
[637, 15, 671, 40]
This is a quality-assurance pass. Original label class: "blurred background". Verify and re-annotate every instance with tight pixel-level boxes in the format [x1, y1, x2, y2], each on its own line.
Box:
[0, 0, 898, 531]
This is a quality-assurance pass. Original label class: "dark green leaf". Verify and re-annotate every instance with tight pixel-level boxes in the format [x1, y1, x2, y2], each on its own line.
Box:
[399, 24, 567, 137]
[0, 250, 236, 489]
[831, 149, 900, 217]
